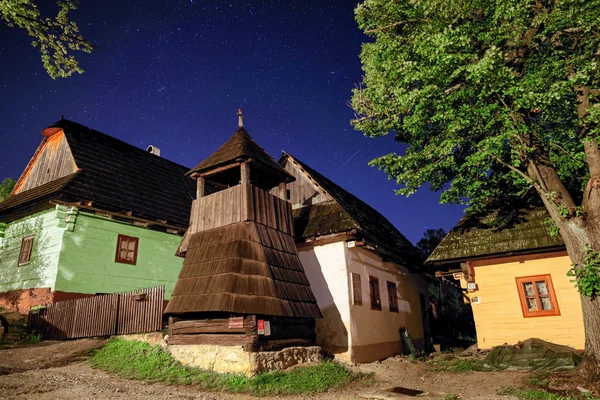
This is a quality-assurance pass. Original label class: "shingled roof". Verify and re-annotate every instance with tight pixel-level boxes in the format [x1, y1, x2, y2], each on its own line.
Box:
[0, 119, 195, 227]
[282, 153, 423, 269]
[426, 207, 565, 264]
[187, 127, 293, 184]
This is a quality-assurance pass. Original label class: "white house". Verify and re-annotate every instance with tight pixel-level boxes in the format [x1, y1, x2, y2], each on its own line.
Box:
[273, 152, 429, 363]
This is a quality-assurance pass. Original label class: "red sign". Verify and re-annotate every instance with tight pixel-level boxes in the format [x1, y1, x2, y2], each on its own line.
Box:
[228, 317, 243, 329]
[257, 319, 265, 335]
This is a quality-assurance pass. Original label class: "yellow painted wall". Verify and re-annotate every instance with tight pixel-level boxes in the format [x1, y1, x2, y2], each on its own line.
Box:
[465, 254, 585, 350]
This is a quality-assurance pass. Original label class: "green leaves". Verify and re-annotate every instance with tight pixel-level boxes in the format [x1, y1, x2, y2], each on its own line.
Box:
[0, 178, 15, 202]
[0, 0, 94, 78]
[351, 0, 599, 216]
[568, 245, 600, 298]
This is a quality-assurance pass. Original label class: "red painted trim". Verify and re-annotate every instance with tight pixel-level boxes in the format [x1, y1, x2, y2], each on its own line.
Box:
[515, 274, 561, 318]
[115, 234, 139, 265]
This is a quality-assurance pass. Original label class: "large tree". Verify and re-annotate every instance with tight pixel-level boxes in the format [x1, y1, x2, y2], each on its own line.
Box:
[1, 0, 93, 78]
[416, 228, 447, 257]
[0, 178, 16, 202]
[351, 0, 600, 372]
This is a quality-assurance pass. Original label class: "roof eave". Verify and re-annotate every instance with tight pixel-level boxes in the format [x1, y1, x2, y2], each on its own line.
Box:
[426, 244, 568, 266]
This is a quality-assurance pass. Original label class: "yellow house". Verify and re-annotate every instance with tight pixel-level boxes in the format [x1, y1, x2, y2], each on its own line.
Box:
[427, 207, 585, 350]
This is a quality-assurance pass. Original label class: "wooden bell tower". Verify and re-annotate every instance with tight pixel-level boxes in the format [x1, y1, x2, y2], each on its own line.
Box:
[165, 109, 321, 350]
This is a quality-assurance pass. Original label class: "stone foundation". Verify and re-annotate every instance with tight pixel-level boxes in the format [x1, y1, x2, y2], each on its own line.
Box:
[119, 333, 322, 377]
[169, 344, 322, 376]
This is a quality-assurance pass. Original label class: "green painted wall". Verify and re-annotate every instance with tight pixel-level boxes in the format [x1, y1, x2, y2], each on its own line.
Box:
[0, 208, 64, 292]
[55, 210, 184, 298]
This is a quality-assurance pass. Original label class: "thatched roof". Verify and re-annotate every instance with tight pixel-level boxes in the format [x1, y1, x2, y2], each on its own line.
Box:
[187, 127, 294, 188]
[0, 119, 195, 226]
[165, 221, 322, 318]
[283, 153, 423, 269]
[427, 207, 565, 264]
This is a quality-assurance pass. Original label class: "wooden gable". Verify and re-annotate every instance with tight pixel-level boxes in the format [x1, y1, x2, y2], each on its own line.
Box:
[273, 156, 330, 209]
[13, 130, 77, 195]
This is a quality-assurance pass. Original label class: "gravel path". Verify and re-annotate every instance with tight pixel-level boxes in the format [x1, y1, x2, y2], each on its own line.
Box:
[0, 340, 526, 399]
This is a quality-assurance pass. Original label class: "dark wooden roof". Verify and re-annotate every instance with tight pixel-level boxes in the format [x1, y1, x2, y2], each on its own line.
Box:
[165, 221, 322, 318]
[0, 172, 80, 222]
[283, 153, 423, 269]
[427, 207, 565, 264]
[187, 127, 294, 187]
[0, 120, 195, 227]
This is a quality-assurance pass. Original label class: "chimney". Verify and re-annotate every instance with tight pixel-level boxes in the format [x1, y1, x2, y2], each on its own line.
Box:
[146, 145, 161, 157]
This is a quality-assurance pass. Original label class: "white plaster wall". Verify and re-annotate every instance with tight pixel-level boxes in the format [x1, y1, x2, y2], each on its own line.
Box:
[297, 241, 351, 358]
[345, 246, 425, 347]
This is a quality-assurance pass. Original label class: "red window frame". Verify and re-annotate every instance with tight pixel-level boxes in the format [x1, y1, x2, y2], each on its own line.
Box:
[515, 274, 560, 318]
[387, 281, 399, 312]
[369, 276, 381, 311]
[115, 234, 139, 265]
[18, 236, 34, 266]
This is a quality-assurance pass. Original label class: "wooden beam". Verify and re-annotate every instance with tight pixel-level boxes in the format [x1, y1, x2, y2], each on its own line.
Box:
[278, 182, 286, 200]
[171, 319, 246, 334]
[196, 177, 205, 198]
[198, 162, 241, 178]
[49, 200, 186, 233]
[168, 333, 252, 346]
[240, 162, 250, 184]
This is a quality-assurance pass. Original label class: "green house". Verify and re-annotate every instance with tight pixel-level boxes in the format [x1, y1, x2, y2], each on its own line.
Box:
[0, 120, 195, 313]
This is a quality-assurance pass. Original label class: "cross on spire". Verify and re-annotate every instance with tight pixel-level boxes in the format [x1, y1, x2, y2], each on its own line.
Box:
[237, 108, 244, 128]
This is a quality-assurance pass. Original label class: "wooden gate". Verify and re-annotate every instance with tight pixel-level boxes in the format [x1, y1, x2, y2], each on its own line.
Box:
[28, 286, 164, 340]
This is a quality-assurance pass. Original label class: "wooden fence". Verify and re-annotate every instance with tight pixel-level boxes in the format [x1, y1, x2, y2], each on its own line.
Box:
[28, 286, 164, 340]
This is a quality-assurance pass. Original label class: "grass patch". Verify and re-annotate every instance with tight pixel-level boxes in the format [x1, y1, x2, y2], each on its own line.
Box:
[91, 338, 360, 396]
[499, 372, 599, 400]
[426, 356, 475, 373]
[441, 394, 460, 400]
[499, 387, 599, 400]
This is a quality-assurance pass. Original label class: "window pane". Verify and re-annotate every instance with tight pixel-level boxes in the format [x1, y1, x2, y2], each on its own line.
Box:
[120, 250, 127, 259]
[536, 281, 548, 295]
[523, 282, 535, 296]
[540, 296, 553, 310]
[526, 297, 538, 311]
[128, 240, 136, 251]
[351, 273, 362, 305]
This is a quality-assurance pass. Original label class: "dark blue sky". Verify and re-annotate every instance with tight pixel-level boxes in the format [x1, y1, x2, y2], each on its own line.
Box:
[0, 0, 464, 244]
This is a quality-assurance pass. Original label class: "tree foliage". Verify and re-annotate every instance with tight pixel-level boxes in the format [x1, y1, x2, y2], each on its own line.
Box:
[0, 178, 16, 202]
[416, 228, 447, 256]
[0, 0, 94, 78]
[351, 0, 600, 363]
[351, 0, 599, 215]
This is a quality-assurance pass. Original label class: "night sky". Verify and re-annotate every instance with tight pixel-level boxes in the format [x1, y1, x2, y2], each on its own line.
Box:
[0, 0, 464, 245]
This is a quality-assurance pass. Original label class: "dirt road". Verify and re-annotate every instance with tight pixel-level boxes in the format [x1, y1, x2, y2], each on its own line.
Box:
[0, 341, 525, 400]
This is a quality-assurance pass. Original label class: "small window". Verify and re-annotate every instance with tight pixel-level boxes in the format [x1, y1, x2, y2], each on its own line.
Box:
[351, 273, 362, 306]
[387, 281, 399, 312]
[369, 276, 381, 310]
[115, 234, 139, 265]
[286, 189, 291, 200]
[516, 274, 560, 317]
[18, 236, 34, 265]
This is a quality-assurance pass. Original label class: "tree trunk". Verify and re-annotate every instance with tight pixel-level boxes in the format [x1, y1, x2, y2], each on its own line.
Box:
[549, 192, 600, 378]
[529, 158, 600, 377]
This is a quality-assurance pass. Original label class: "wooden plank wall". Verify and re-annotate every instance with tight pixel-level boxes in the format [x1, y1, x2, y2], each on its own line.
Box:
[28, 285, 164, 340]
[269, 158, 329, 209]
[167, 315, 316, 351]
[251, 186, 294, 235]
[15, 132, 78, 194]
[190, 184, 293, 235]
